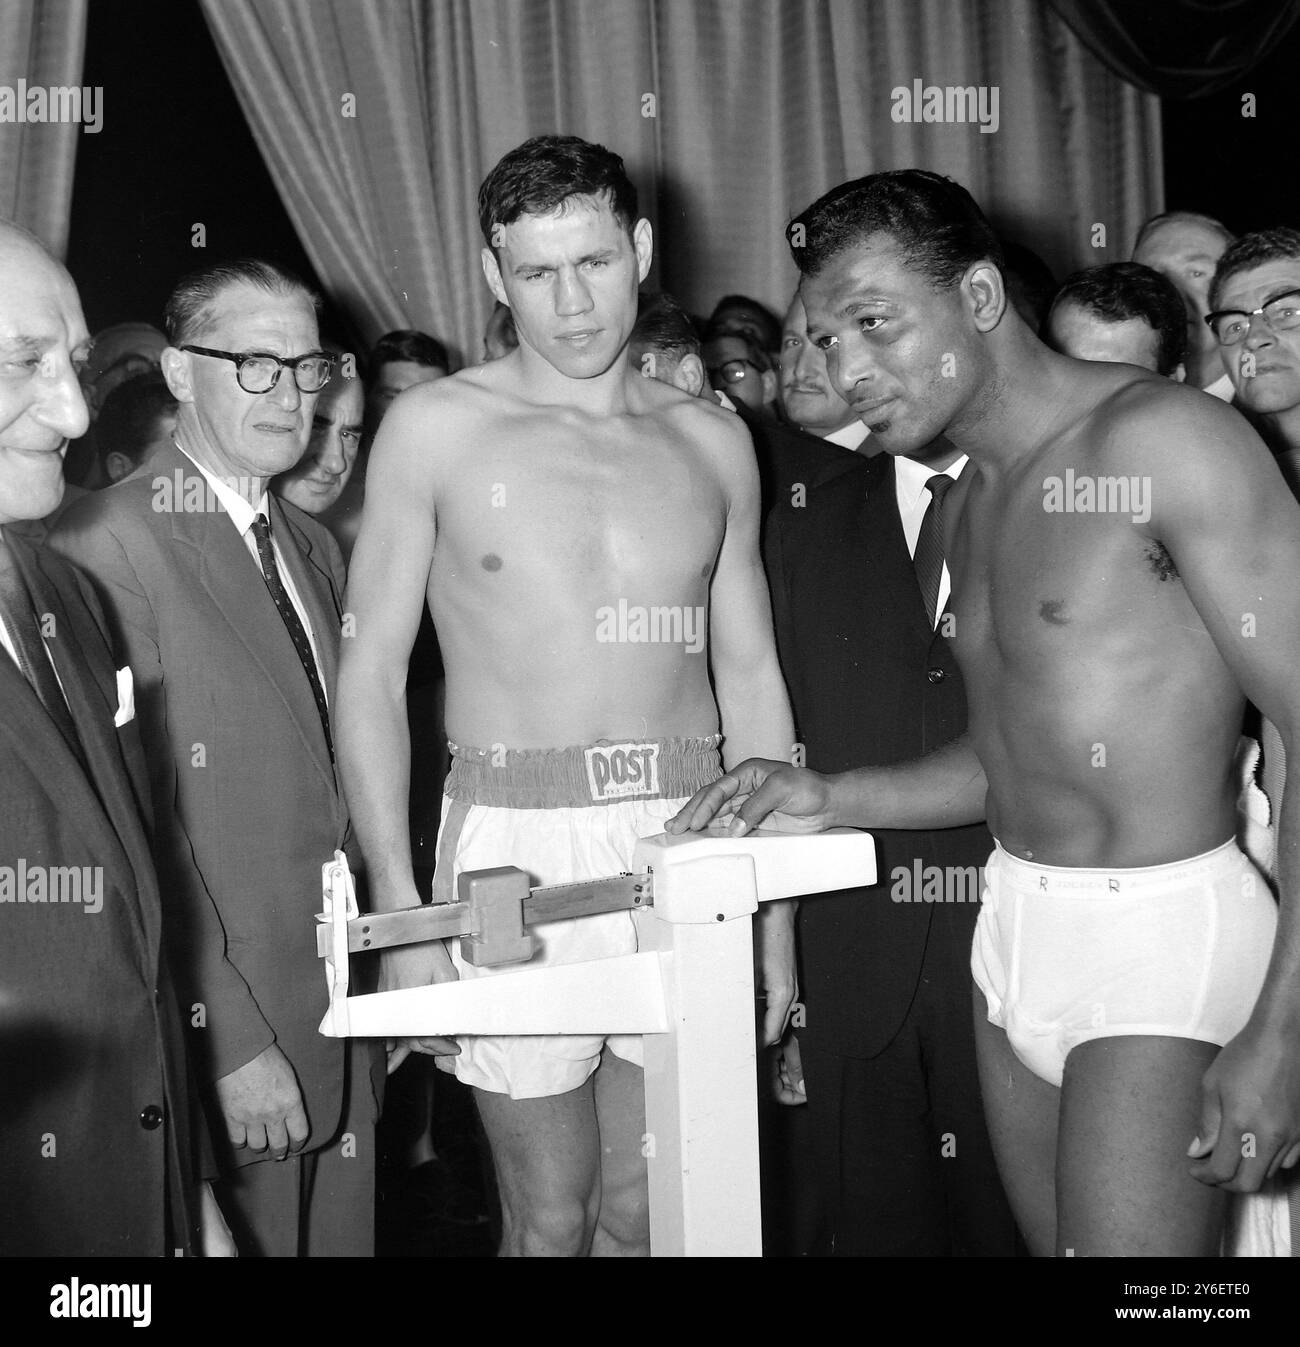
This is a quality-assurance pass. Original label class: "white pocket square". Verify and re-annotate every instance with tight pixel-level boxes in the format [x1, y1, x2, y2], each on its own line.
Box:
[114, 666, 135, 727]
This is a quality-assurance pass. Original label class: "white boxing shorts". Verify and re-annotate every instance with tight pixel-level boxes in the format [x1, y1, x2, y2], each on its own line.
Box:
[430, 735, 723, 1100]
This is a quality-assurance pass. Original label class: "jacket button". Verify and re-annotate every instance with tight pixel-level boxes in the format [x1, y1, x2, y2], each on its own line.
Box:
[927, 667, 946, 684]
[140, 1104, 164, 1130]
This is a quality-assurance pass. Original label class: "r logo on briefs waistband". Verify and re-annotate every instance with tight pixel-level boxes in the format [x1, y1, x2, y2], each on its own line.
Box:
[585, 742, 661, 801]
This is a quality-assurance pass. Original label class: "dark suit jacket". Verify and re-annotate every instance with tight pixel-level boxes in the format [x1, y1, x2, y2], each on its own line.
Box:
[51, 440, 359, 1171]
[0, 532, 196, 1254]
[764, 447, 993, 1059]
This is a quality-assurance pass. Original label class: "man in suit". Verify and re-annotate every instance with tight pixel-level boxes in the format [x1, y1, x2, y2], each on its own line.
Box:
[776, 293, 872, 451]
[764, 437, 1020, 1255]
[0, 220, 200, 1255]
[52, 259, 381, 1257]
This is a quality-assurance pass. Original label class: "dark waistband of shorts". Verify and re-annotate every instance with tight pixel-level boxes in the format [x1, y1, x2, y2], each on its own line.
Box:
[444, 735, 723, 808]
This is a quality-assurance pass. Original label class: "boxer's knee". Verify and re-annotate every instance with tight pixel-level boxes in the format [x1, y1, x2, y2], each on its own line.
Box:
[594, 1176, 649, 1255]
[499, 1183, 598, 1256]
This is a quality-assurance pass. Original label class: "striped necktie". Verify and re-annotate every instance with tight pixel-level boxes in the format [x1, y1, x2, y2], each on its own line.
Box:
[913, 474, 953, 629]
[249, 513, 334, 762]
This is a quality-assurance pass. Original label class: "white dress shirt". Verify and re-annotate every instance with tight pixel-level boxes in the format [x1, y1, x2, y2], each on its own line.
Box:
[0, 545, 65, 695]
[1204, 372, 1234, 402]
[893, 452, 970, 625]
[175, 442, 327, 695]
[0, 611, 17, 670]
[824, 420, 872, 451]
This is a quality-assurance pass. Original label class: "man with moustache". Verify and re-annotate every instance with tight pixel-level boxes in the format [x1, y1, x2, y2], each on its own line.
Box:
[338, 135, 794, 1257]
[672, 170, 1300, 1257]
[777, 293, 871, 451]
[52, 259, 381, 1257]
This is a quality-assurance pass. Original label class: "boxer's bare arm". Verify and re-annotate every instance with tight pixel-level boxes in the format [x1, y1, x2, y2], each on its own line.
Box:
[668, 734, 988, 835]
[337, 389, 442, 909]
[336, 385, 460, 1062]
[1126, 391, 1300, 1189]
[702, 409, 799, 1043]
[707, 413, 794, 766]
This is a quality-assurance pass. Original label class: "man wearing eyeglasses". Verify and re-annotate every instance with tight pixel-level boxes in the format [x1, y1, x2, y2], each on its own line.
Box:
[51, 259, 381, 1257]
[703, 329, 780, 420]
[1206, 227, 1300, 500]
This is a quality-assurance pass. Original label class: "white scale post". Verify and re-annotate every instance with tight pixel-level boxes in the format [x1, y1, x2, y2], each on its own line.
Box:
[316, 827, 875, 1256]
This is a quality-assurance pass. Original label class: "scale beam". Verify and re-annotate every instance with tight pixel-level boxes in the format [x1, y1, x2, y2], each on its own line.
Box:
[316, 870, 651, 965]
[316, 827, 877, 1255]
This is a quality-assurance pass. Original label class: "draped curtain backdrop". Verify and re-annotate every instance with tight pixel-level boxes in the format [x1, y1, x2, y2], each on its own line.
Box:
[200, 0, 1163, 364]
[0, 0, 88, 258]
[1047, 0, 1300, 100]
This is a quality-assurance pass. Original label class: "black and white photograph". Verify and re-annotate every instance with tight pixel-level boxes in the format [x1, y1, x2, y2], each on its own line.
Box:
[1, 0, 1298, 1324]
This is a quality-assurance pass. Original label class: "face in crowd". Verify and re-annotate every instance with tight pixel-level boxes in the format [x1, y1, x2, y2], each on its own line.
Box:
[801, 232, 998, 458]
[778, 294, 856, 434]
[1133, 219, 1229, 375]
[276, 367, 365, 514]
[704, 331, 777, 416]
[482, 191, 652, 381]
[162, 282, 324, 485]
[1213, 255, 1300, 418]
[0, 228, 92, 526]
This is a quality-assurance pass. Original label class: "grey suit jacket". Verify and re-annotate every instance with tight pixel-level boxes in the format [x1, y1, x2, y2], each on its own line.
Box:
[51, 439, 358, 1171]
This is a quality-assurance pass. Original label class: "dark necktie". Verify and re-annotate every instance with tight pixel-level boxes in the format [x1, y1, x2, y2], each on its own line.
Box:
[0, 529, 86, 764]
[249, 513, 334, 762]
[913, 473, 954, 629]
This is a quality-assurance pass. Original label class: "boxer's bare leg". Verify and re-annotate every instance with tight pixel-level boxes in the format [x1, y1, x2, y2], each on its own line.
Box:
[973, 988, 1058, 1256]
[1057, 1036, 1225, 1256]
[590, 1049, 649, 1256]
[473, 1078, 601, 1257]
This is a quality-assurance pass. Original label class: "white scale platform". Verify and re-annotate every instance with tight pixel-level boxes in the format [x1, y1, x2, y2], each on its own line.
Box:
[317, 826, 876, 1256]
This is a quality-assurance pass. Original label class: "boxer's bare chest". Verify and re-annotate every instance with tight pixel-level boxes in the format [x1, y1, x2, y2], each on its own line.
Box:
[434, 407, 724, 608]
[948, 434, 1197, 695]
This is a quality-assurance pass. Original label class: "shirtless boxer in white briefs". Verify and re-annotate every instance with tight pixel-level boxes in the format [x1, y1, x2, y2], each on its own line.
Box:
[337, 136, 795, 1256]
[671, 170, 1300, 1257]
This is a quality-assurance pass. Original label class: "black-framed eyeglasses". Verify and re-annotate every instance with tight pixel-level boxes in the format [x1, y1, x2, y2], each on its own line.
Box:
[1204, 289, 1300, 346]
[181, 345, 334, 394]
[708, 358, 765, 387]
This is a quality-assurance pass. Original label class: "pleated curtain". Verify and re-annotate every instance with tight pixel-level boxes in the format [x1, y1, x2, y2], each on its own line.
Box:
[200, 0, 1162, 364]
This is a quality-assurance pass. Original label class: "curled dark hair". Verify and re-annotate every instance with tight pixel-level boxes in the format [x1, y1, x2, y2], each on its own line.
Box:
[478, 135, 637, 252]
[788, 169, 1004, 288]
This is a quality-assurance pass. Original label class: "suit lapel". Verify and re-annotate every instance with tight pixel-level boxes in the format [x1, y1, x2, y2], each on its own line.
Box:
[0, 543, 150, 958]
[158, 443, 339, 799]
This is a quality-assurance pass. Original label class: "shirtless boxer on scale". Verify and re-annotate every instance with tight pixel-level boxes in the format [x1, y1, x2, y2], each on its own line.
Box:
[671, 170, 1300, 1257]
[337, 136, 795, 1257]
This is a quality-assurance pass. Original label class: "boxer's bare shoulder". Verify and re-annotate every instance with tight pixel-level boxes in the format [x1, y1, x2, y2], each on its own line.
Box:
[951, 359, 1297, 865]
